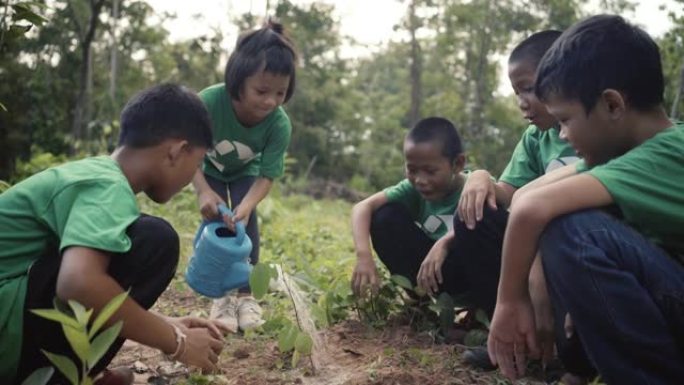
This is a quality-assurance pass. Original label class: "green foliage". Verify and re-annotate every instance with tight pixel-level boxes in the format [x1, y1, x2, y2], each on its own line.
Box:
[274, 319, 314, 368]
[249, 261, 318, 368]
[0, 179, 10, 193]
[659, 0, 684, 118]
[11, 149, 68, 183]
[20, 367, 54, 385]
[0, 1, 47, 50]
[28, 292, 128, 385]
[249, 263, 278, 300]
[0, 0, 663, 190]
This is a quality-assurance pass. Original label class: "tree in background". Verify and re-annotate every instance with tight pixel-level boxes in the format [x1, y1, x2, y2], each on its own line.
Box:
[0, 0, 223, 180]
[3, 0, 675, 195]
[659, 0, 684, 119]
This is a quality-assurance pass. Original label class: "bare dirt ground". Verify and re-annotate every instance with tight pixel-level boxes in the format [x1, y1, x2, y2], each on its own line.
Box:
[112, 287, 551, 385]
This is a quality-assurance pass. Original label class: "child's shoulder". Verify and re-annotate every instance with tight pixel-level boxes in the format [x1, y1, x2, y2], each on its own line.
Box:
[45, 156, 131, 195]
[199, 83, 225, 99]
[521, 124, 549, 138]
[273, 106, 291, 124]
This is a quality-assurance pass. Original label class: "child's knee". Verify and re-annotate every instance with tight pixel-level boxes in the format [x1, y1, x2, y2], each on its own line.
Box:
[370, 202, 409, 229]
[130, 215, 180, 266]
[452, 205, 507, 243]
[540, 210, 609, 276]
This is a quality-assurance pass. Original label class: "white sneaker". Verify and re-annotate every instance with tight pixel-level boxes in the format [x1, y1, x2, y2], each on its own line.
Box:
[237, 295, 265, 331]
[210, 294, 239, 334]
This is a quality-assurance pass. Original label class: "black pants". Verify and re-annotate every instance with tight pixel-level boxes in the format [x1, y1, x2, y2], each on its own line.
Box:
[16, 215, 179, 385]
[369, 203, 472, 300]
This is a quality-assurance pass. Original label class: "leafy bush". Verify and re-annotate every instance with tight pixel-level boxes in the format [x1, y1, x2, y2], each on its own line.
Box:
[23, 292, 128, 385]
[11, 149, 68, 183]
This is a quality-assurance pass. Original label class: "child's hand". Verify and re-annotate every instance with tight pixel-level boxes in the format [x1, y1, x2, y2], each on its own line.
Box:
[487, 298, 540, 381]
[351, 256, 379, 296]
[417, 240, 448, 295]
[179, 327, 224, 372]
[198, 190, 226, 221]
[223, 204, 251, 232]
[172, 316, 232, 338]
[457, 170, 498, 230]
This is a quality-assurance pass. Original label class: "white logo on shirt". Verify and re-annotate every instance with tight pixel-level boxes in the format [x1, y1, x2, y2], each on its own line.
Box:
[546, 156, 580, 173]
[422, 215, 454, 233]
[207, 140, 258, 172]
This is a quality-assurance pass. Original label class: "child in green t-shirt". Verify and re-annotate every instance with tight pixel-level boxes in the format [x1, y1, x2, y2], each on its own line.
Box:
[351, 117, 474, 300]
[457, 30, 578, 230]
[488, 15, 684, 384]
[0, 84, 229, 384]
[190, 21, 297, 334]
[425, 31, 590, 382]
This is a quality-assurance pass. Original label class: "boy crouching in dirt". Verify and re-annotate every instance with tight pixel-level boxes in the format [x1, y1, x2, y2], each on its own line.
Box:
[0, 84, 230, 385]
[487, 15, 684, 385]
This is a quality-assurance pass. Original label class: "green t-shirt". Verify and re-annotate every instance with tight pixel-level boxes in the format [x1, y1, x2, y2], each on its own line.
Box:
[199, 83, 292, 183]
[575, 123, 684, 259]
[383, 178, 465, 240]
[500, 125, 579, 188]
[0, 156, 139, 383]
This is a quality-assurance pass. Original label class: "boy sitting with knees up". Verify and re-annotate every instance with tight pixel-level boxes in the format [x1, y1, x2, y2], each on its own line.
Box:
[488, 15, 684, 385]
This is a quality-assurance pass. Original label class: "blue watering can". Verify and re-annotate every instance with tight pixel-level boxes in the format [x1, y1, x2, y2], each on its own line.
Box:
[185, 204, 253, 298]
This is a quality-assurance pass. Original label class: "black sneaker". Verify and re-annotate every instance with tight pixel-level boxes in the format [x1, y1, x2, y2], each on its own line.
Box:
[462, 346, 496, 371]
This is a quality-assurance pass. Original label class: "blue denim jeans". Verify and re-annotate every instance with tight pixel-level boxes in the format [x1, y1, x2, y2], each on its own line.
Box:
[540, 209, 684, 385]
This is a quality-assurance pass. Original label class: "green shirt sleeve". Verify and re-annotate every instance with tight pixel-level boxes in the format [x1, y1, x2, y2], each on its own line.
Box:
[383, 179, 420, 218]
[499, 126, 543, 188]
[586, 126, 684, 256]
[259, 109, 292, 179]
[51, 181, 139, 253]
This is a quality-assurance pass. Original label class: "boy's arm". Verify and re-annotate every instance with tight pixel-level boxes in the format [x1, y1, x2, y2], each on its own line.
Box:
[351, 192, 389, 295]
[57, 247, 223, 370]
[510, 164, 578, 208]
[416, 228, 455, 295]
[488, 173, 613, 380]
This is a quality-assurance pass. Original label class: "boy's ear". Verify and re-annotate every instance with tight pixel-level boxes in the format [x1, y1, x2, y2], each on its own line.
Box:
[601, 89, 627, 119]
[167, 140, 190, 165]
[452, 154, 466, 171]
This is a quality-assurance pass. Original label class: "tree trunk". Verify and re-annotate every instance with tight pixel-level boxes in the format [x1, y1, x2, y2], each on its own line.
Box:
[109, 0, 119, 114]
[407, 0, 422, 127]
[670, 62, 684, 119]
[70, 0, 106, 152]
[468, 0, 492, 140]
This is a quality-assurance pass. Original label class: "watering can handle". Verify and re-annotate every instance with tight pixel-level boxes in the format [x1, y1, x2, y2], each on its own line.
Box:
[217, 204, 247, 245]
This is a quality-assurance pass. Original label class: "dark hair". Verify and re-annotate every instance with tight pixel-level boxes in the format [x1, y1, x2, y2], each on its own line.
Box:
[118, 83, 213, 148]
[535, 14, 664, 113]
[509, 30, 562, 68]
[406, 117, 463, 161]
[224, 20, 297, 103]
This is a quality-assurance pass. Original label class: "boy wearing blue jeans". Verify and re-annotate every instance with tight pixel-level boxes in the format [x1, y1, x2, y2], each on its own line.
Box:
[487, 15, 684, 385]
